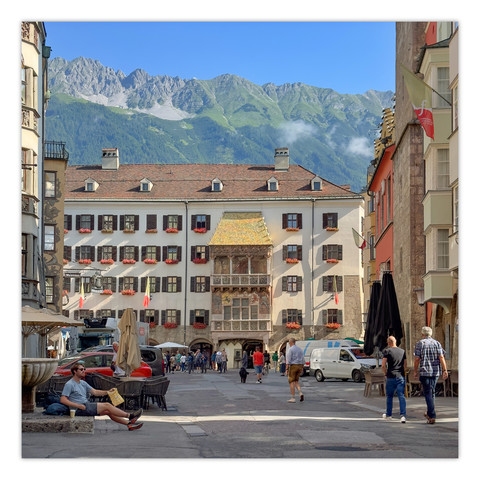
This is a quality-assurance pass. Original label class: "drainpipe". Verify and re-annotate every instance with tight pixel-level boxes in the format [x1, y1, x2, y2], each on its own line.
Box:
[311, 199, 316, 337]
[184, 201, 189, 346]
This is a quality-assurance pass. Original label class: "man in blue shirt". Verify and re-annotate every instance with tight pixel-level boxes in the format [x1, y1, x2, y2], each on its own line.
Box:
[286, 338, 305, 403]
[60, 362, 143, 431]
[414, 326, 448, 424]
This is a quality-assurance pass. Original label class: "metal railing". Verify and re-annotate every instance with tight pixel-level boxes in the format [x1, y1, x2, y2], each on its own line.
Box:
[211, 274, 270, 287]
[211, 319, 271, 332]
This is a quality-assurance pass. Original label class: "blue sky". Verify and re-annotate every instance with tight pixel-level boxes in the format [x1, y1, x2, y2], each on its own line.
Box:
[44, 21, 395, 95]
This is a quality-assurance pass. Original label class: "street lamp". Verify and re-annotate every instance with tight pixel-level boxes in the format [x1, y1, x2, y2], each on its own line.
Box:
[413, 288, 425, 306]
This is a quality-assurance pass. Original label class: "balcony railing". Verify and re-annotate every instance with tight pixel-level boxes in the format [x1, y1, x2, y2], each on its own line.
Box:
[212, 319, 271, 332]
[22, 106, 39, 133]
[212, 274, 270, 287]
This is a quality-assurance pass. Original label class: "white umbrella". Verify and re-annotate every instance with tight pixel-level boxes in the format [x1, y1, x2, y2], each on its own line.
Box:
[154, 342, 188, 349]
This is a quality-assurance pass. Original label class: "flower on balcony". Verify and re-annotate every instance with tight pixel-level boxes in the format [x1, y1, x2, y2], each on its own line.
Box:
[121, 289, 136, 295]
[193, 228, 207, 233]
[165, 228, 178, 233]
[163, 322, 178, 329]
[165, 259, 179, 264]
[145, 229, 158, 233]
[63, 259, 69, 265]
[192, 258, 207, 264]
[122, 259, 136, 264]
[100, 258, 114, 264]
[144, 258, 158, 264]
[78, 228, 91, 234]
[193, 322, 207, 329]
[326, 259, 339, 264]
[286, 227, 299, 232]
[325, 322, 341, 329]
[326, 227, 339, 232]
[286, 322, 301, 330]
[64, 229, 69, 234]
[286, 258, 299, 264]
[123, 229, 135, 233]
[78, 259, 92, 264]
[149, 322, 156, 329]
[101, 228, 113, 233]
[101, 289, 113, 295]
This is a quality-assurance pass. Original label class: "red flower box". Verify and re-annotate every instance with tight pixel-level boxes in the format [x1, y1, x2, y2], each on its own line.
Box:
[325, 322, 341, 329]
[286, 227, 299, 232]
[286, 258, 299, 264]
[165, 259, 179, 264]
[121, 289, 136, 295]
[326, 227, 339, 232]
[101, 229, 113, 234]
[63, 259, 69, 265]
[165, 228, 178, 233]
[192, 258, 207, 264]
[149, 322, 156, 328]
[286, 322, 301, 329]
[144, 258, 158, 264]
[64, 229, 69, 234]
[193, 322, 207, 329]
[123, 229, 135, 233]
[326, 259, 339, 264]
[100, 259, 114, 264]
[78, 228, 91, 234]
[193, 228, 207, 233]
[78, 259, 92, 264]
[101, 289, 113, 295]
[163, 322, 178, 329]
[122, 259, 136, 264]
[145, 229, 158, 233]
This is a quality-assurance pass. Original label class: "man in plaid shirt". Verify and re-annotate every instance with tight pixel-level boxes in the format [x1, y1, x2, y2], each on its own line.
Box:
[414, 326, 448, 424]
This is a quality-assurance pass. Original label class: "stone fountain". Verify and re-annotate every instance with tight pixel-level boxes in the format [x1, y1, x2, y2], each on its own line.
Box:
[22, 358, 58, 413]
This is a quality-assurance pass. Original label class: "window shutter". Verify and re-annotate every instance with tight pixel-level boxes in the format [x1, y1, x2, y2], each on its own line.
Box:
[338, 310, 343, 325]
[322, 310, 327, 324]
[282, 310, 287, 324]
[134, 215, 139, 231]
[282, 214, 288, 229]
[337, 276, 343, 292]
[323, 214, 328, 229]
[75, 246, 79, 262]
[118, 278, 124, 291]
[161, 310, 166, 325]
[205, 310, 209, 325]
[176, 310, 181, 325]
[154, 310, 159, 325]
[205, 246, 210, 261]
[191, 246, 195, 261]
[118, 310, 123, 319]
[298, 310, 303, 325]
[90, 246, 95, 261]
[75, 215, 80, 230]
[205, 277, 210, 292]
[190, 310, 195, 325]
[89, 215, 94, 230]
[297, 276, 303, 291]
[322, 276, 328, 291]
[282, 277, 288, 291]
[162, 277, 167, 292]
[64, 246, 71, 261]
[177, 246, 182, 262]
[162, 246, 167, 261]
[156, 247, 161, 261]
[147, 214, 156, 230]
[98, 215, 103, 230]
[119, 246, 125, 261]
[178, 215, 183, 231]
[177, 277, 182, 292]
[112, 246, 117, 261]
[322, 245, 327, 260]
[297, 245, 302, 260]
[297, 214, 303, 229]
[133, 277, 138, 292]
[190, 277, 195, 292]
[155, 277, 161, 292]
[338, 245, 343, 260]
[140, 310, 145, 322]
[163, 215, 168, 230]
[141, 246, 146, 261]
[134, 246, 139, 261]
[141, 277, 146, 292]
[74, 278, 80, 292]
[206, 215, 211, 230]
[191, 215, 196, 230]
[283, 245, 287, 260]
[333, 213, 338, 228]
[97, 246, 102, 259]
[111, 278, 117, 293]
[119, 215, 125, 230]
[66, 215, 72, 230]
[112, 215, 118, 231]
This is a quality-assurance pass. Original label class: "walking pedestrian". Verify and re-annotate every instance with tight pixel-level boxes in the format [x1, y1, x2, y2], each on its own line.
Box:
[180, 353, 186, 372]
[187, 351, 194, 374]
[272, 351, 278, 372]
[253, 345, 264, 383]
[216, 349, 223, 373]
[413, 326, 448, 424]
[279, 352, 286, 376]
[241, 350, 248, 369]
[221, 348, 228, 373]
[169, 355, 176, 374]
[286, 338, 304, 402]
[211, 351, 217, 371]
[381, 335, 407, 423]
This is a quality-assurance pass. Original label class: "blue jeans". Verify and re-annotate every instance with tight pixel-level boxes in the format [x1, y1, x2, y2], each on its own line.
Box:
[385, 376, 406, 417]
[420, 376, 438, 419]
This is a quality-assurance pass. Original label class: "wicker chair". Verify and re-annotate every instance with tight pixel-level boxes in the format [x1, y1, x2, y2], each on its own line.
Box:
[363, 370, 385, 397]
[143, 377, 170, 410]
[116, 380, 146, 411]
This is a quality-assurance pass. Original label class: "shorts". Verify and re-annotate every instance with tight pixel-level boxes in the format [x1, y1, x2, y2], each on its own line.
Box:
[75, 402, 98, 416]
[288, 364, 303, 383]
[254, 365, 263, 374]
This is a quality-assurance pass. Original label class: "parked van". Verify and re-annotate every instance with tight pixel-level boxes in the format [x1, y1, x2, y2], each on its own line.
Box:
[289, 339, 361, 375]
[309, 346, 377, 382]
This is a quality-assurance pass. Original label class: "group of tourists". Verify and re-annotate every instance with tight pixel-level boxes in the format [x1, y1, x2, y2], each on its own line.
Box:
[164, 350, 208, 374]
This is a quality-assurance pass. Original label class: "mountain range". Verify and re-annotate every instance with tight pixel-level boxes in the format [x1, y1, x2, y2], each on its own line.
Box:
[46, 57, 394, 192]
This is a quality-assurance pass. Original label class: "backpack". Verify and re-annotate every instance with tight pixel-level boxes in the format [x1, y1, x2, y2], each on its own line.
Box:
[43, 402, 70, 415]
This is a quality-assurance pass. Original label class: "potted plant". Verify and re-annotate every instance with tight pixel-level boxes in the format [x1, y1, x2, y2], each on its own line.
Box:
[286, 322, 301, 330]
[100, 258, 114, 264]
[192, 258, 207, 264]
[78, 259, 92, 264]
[193, 227, 207, 233]
[286, 258, 299, 264]
[193, 322, 207, 329]
[163, 322, 178, 329]
[326, 227, 339, 232]
[286, 227, 299, 232]
[122, 259, 136, 264]
[325, 322, 341, 329]
[101, 289, 113, 295]
[143, 258, 158, 264]
[78, 228, 91, 234]
[326, 259, 339, 264]
[165, 228, 178, 233]
[121, 289, 136, 295]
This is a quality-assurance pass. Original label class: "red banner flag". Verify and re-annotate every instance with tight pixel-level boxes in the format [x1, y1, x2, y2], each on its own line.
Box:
[79, 281, 85, 309]
[400, 64, 434, 139]
[143, 279, 150, 308]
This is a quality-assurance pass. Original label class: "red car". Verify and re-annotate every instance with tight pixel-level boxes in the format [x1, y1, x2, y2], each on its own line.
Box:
[55, 352, 152, 377]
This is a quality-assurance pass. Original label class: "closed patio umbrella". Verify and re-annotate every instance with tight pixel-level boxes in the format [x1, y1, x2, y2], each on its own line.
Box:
[373, 271, 403, 352]
[117, 308, 141, 376]
[363, 281, 381, 357]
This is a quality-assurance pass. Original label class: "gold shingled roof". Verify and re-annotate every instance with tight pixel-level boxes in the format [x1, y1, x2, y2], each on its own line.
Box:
[209, 212, 273, 246]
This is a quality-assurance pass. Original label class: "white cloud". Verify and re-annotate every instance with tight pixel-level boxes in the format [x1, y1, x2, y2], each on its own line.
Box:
[346, 137, 372, 157]
[278, 120, 317, 145]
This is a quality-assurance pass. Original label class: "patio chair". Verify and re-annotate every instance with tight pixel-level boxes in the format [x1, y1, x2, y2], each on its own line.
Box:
[116, 380, 146, 411]
[363, 370, 385, 397]
[449, 370, 458, 397]
[405, 370, 422, 397]
[143, 377, 169, 410]
[51, 375, 72, 394]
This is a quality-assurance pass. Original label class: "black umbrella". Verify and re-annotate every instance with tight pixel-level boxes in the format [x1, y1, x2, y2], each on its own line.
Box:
[363, 281, 381, 356]
[373, 271, 403, 351]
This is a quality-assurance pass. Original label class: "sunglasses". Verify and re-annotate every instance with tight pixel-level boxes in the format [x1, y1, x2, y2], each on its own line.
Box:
[76, 367, 85, 371]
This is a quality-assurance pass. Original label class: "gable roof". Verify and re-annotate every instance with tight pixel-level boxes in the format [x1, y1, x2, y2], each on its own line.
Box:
[64, 163, 360, 201]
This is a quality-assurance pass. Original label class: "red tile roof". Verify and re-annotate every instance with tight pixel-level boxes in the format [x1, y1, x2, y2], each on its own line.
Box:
[64, 164, 359, 200]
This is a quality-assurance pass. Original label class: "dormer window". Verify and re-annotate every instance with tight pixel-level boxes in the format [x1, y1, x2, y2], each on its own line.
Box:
[211, 178, 223, 192]
[84, 178, 99, 192]
[268, 176, 278, 192]
[311, 176, 322, 191]
[140, 178, 153, 192]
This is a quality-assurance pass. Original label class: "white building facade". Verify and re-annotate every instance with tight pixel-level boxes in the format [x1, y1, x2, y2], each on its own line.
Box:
[63, 148, 364, 365]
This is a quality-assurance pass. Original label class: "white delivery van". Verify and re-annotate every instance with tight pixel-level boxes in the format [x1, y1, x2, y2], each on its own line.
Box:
[309, 346, 377, 382]
[290, 339, 361, 375]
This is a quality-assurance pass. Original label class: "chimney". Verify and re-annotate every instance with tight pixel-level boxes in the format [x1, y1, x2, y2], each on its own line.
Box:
[274, 147, 289, 171]
[101, 148, 119, 170]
